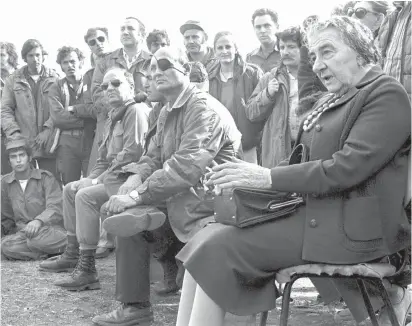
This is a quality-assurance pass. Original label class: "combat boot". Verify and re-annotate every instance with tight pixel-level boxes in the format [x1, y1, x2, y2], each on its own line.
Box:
[54, 249, 101, 291]
[39, 235, 79, 273]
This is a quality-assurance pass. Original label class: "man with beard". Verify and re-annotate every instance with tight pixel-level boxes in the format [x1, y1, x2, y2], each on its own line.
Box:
[246, 8, 281, 73]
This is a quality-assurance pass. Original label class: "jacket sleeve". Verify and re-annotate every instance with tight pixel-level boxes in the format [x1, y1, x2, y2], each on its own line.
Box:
[91, 61, 112, 117]
[138, 101, 226, 204]
[88, 136, 109, 179]
[1, 76, 21, 137]
[34, 173, 63, 225]
[245, 71, 277, 122]
[126, 131, 163, 181]
[71, 72, 97, 119]
[1, 179, 15, 235]
[108, 105, 147, 172]
[270, 79, 411, 195]
[48, 81, 84, 129]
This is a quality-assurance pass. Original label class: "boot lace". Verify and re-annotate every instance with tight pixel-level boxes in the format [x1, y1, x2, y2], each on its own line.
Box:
[71, 251, 96, 277]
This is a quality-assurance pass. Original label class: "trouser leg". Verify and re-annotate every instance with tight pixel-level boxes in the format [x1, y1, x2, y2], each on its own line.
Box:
[115, 233, 151, 303]
[75, 184, 109, 250]
[36, 157, 59, 183]
[57, 135, 82, 185]
[26, 225, 67, 255]
[98, 203, 115, 249]
[63, 182, 78, 237]
[1, 231, 42, 260]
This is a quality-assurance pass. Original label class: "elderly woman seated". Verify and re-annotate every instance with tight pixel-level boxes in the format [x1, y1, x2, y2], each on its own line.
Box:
[174, 16, 411, 326]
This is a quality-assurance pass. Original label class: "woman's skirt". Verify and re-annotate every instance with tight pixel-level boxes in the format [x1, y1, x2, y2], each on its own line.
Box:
[176, 207, 307, 315]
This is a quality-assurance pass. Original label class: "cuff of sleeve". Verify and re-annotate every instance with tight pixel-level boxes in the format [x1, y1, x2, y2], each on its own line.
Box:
[139, 191, 153, 205]
[263, 168, 272, 187]
[8, 128, 21, 137]
[35, 215, 49, 225]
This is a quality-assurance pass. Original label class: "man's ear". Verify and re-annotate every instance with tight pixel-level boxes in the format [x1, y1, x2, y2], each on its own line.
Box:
[79, 60, 85, 69]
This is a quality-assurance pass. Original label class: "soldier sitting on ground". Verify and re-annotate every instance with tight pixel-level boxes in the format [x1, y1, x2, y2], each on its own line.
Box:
[1, 136, 67, 260]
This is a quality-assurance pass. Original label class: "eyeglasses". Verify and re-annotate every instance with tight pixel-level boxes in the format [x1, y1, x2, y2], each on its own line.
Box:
[348, 7, 378, 19]
[101, 79, 123, 91]
[150, 57, 186, 75]
[88, 36, 106, 47]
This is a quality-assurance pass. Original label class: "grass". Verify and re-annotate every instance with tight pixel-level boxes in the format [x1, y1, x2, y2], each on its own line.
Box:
[1, 254, 362, 326]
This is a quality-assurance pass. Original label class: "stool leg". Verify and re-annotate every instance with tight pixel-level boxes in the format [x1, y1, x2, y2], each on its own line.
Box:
[280, 276, 299, 326]
[260, 311, 268, 326]
[375, 280, 401, 326]
[356, 279, 379, 326]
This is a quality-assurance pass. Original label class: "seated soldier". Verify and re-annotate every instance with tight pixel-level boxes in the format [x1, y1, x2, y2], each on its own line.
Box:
[38, 68, 151, 292]
[91, 47, 242, 326]
[1, 136, 66, 260]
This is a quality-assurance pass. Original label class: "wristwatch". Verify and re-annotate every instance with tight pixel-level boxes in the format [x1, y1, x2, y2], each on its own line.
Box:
[91, 178, 99, 185]
[129, 190, 140, 202]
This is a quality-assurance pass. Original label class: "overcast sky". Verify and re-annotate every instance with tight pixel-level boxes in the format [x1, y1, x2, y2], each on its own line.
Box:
[0, 0, 345, 73]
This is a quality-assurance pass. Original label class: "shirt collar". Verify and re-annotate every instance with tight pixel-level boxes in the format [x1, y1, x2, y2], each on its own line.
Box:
[3, 168, 42, 184]
[219, 69, 233, 83]
[257, 43, 279, 58]
[122, 48, 141, 69]
[165, 83, 192, 112]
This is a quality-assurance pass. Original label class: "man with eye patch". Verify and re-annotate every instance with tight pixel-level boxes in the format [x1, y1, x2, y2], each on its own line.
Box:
[246, 8, 282, 73]
[91, 48, 241, 325]
[91, 17, 152, 116]
[39, 68, 151, 293]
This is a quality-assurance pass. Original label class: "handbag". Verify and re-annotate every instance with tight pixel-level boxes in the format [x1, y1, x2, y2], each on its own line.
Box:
[214, 143, 308, 228]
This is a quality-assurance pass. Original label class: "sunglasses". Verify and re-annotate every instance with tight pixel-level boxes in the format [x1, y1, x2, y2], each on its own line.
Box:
[150, 57, 186, 75]
[101, 79, 123, 91]
[88, 36, 106, 47]
[348, 7, 377, 19]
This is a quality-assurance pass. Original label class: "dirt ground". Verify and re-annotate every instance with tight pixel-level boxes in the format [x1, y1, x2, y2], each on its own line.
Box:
[1, 254, 368, 326]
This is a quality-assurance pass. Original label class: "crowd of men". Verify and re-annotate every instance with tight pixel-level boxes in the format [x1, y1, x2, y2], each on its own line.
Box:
[1, 1, 411, 325]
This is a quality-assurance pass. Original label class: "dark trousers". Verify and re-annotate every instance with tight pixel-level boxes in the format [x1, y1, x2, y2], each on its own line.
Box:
[35, 157, 59, 181]
[115, 218, 184, 303]
[57, 133, 91, 185]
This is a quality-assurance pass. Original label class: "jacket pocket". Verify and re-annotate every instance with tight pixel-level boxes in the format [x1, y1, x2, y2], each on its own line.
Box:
[112, 124, 124, 150]
[14, 87, 32, 109]
[342, 196, 383, 241]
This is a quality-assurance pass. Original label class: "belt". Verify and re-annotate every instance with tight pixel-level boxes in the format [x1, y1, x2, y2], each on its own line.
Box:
[60, 129, 83, 136]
